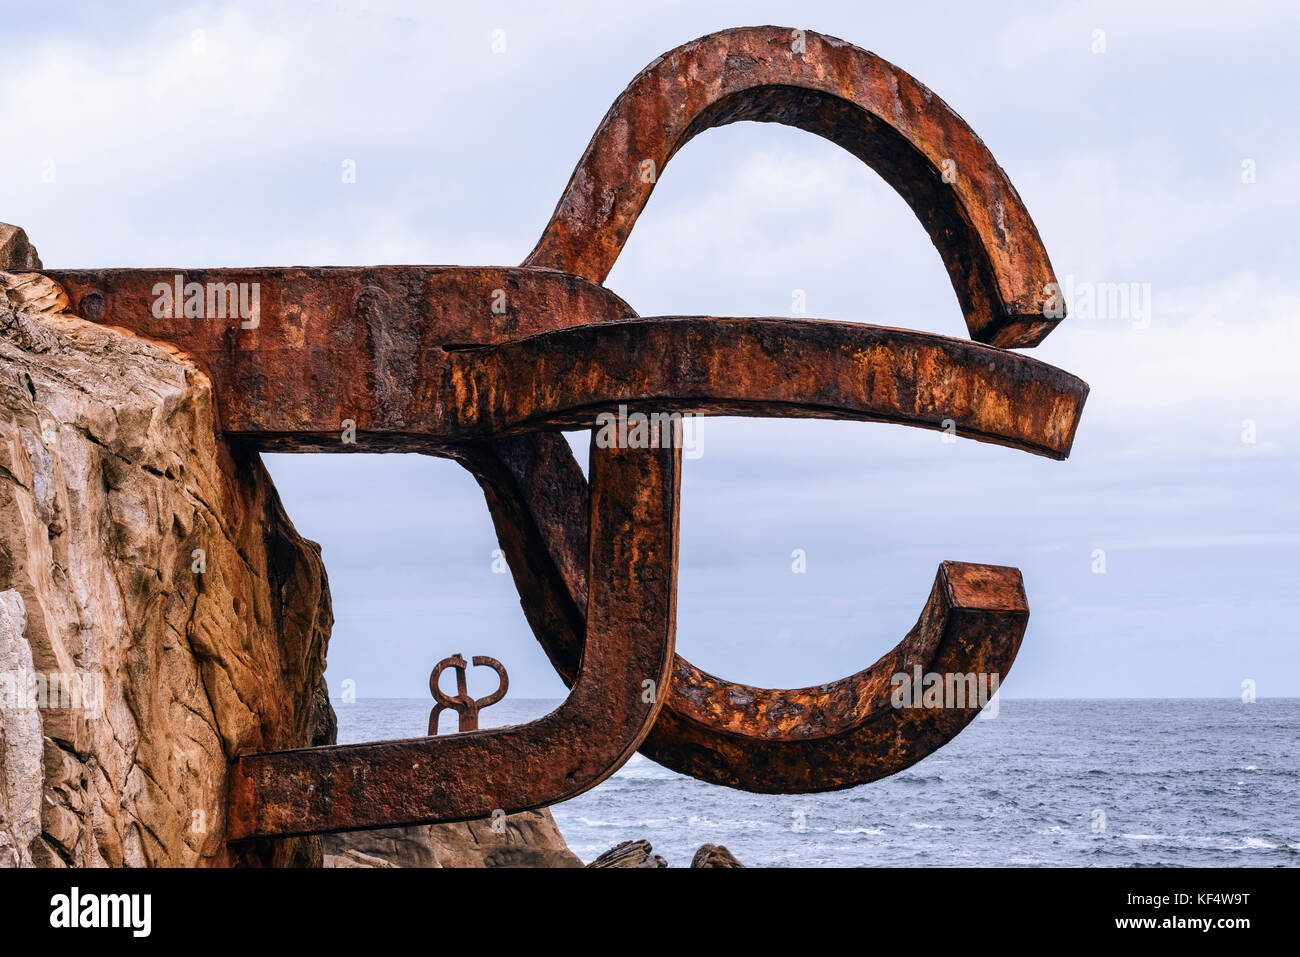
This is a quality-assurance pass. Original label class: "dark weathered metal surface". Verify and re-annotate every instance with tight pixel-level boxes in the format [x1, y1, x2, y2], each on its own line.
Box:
[428, 654, 508, 734]
[31, 26, 1088, 833]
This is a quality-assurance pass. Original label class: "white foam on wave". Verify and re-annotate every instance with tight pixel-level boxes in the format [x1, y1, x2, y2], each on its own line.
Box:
[1235, 837, 1278, 850]
[1120, 832, 1281, 851]
[684, 814, 768, 831]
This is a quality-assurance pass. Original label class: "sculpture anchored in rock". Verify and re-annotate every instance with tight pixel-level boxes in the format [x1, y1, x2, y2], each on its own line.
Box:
[33, 26, 1088, 839]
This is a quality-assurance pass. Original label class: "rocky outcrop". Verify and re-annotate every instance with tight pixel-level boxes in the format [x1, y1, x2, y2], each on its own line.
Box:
[0, 265, 332, 866]
[427, 810, 581, 867]
[323, 810, 582, 868]
[583, 839, 746, 868]
[587, 839, 668, 868]
[0, 225, 41, 271]
[691, 843, 745, 867]
[0, 591, 43, 865]
[0, 246, 585, 870]
[322, 827, 431, 869]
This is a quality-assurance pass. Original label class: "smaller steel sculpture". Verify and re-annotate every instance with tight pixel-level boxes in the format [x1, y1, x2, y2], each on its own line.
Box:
[428, 654, 509, 734]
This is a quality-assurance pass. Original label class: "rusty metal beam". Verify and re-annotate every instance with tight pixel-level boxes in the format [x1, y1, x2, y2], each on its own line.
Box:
[526, 25, 1064, 348]
[453, 25, 1084, 796]
[22, 25, 1089, 831]
[468, 432, 1034, 792]
[646, 562, 1027, 792]
[32, 277, 1087, 456]
[458, 332, 1078, 792]
[42, 266, 634, 447]
[443, 317, 1085, 457]
[226, 436, 679, 839]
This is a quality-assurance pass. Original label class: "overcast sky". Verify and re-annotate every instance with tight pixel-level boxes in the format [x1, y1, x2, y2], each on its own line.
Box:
[3, 0, 1296, 699]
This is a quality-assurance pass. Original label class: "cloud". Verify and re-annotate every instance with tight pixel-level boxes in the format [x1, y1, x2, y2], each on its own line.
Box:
[5, 0, 1296, 697]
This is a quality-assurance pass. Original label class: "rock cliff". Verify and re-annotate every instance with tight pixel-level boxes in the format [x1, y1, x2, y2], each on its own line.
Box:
[323, 811, 582, 868]
[0, 242, 585, 868]
[0, 266, 332, 866]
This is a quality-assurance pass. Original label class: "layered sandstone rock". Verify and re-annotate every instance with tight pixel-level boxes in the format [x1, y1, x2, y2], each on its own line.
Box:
[0, 225, 40, 271]
[322, 810, 582, 868]
[587, 838, 668, 868]
[690, 843, 745, 867]
[0, 267, 332, 866]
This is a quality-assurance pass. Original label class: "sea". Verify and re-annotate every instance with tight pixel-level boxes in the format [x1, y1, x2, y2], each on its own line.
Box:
[334, 697, 1299, 867]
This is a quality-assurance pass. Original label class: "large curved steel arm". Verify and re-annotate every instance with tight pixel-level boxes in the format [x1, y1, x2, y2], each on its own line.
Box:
[526, 25, 1063, 348]
[225, 436, 680, 839]
[463, 26, 1079, 793]
[457, 317, 1082, 793]
[648, 561, 1027, 791]
[443, 316, 1085, 458]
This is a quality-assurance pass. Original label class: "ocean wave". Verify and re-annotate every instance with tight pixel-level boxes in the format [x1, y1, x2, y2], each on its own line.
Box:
[1119, 832, 1283, 851]
[337, 698, 1300, 867]
[898, 773, 945, 785]
[1231, 837, 1278, 850]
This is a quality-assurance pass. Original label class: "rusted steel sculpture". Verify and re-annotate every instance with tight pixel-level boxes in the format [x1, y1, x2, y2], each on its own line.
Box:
[428, 655, 509, 734]
[31, 26, 1087, 837]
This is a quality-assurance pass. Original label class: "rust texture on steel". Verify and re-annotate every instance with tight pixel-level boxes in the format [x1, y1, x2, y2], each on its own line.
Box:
[226, 437, 680, 837]
[32, 26, 1088, 836]
[428, 654, 509, 734]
